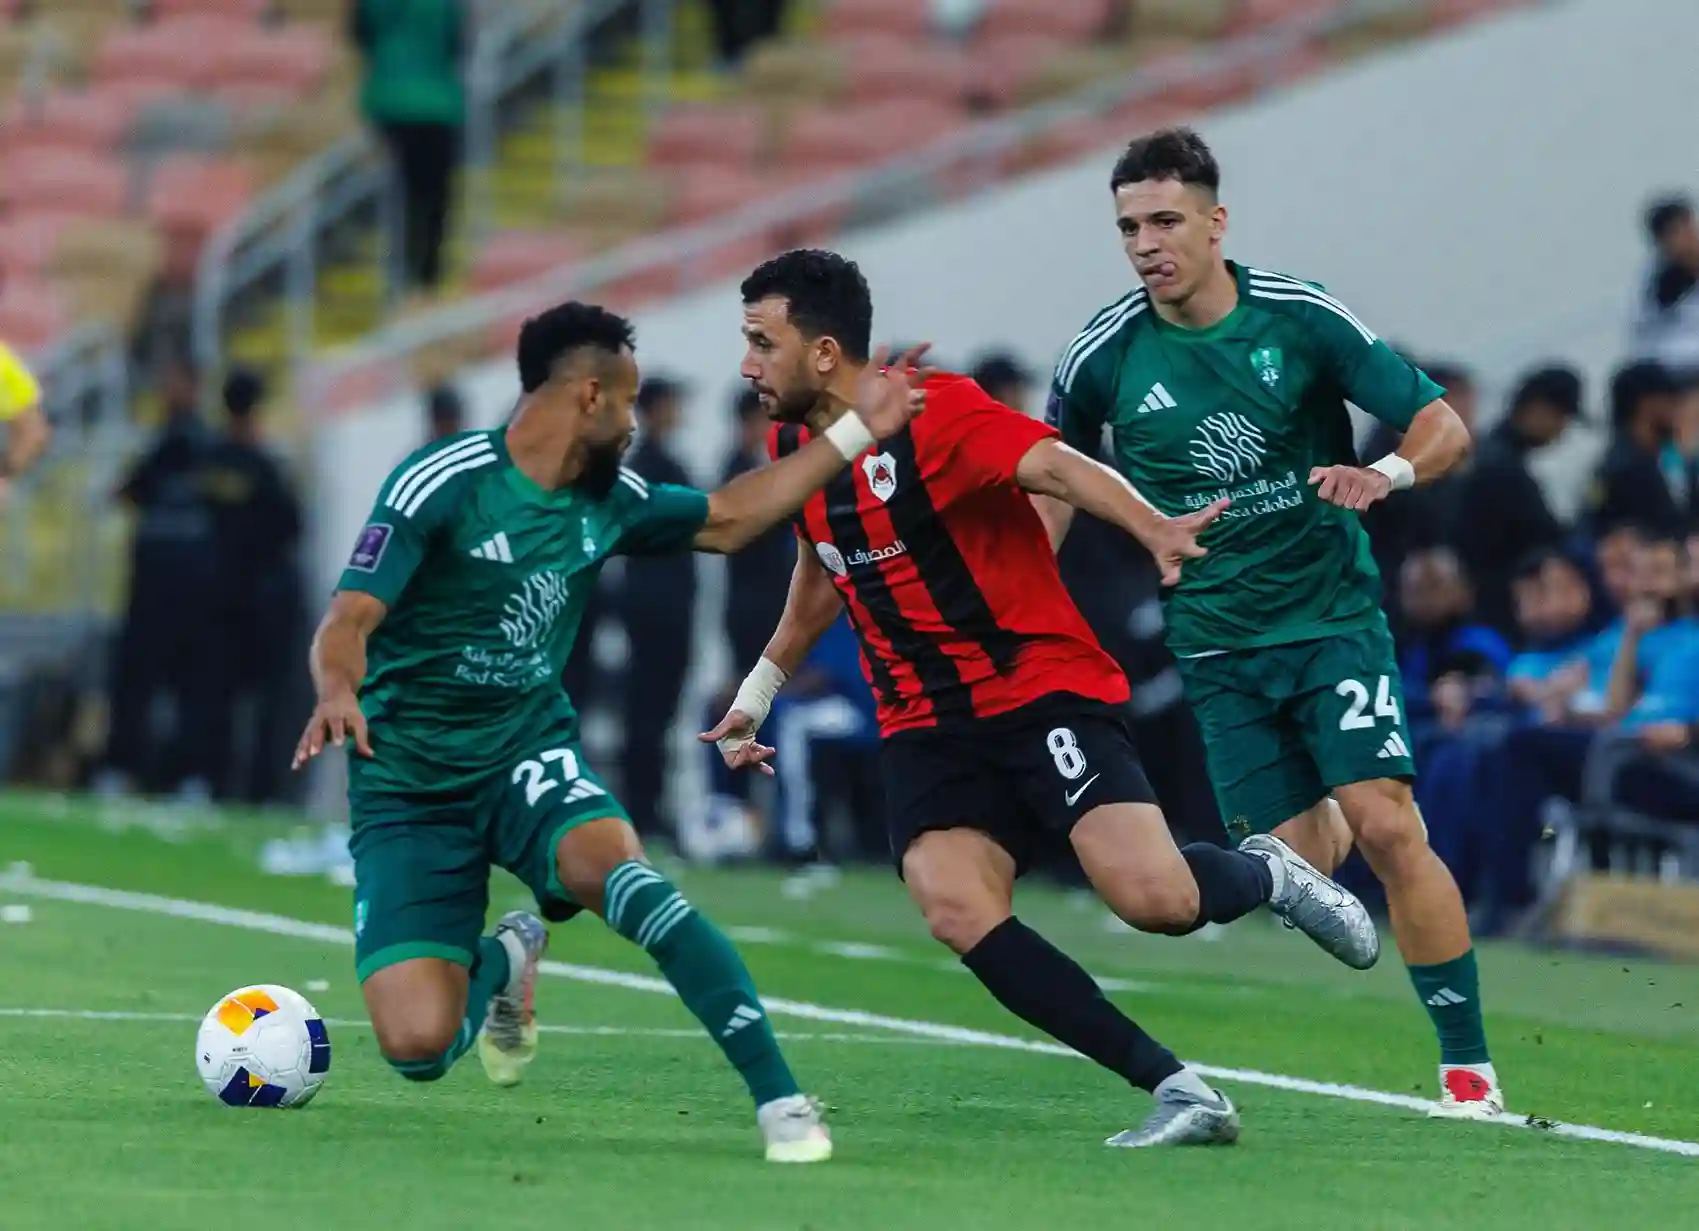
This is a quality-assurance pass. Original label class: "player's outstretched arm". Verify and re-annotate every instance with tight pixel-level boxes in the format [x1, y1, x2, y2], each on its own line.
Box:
[1311, 399, 1472, 511]
[692, 344, 932, 554]
[1015, 438, 1228, 585]
[699, 540, 843, 774]
[292, 591, 386, 768]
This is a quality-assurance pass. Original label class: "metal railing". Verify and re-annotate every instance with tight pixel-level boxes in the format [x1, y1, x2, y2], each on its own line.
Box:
[192, 0, 681, 379]
[299, 0, 1469, 411]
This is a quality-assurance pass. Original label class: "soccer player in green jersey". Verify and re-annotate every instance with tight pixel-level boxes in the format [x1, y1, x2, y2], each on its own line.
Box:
[291, 301, 930, 1161]
[1042, 128, 1502, 1119]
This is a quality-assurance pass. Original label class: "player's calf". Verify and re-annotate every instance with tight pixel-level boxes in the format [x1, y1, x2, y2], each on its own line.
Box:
[362, 956, 482, 1083]
[1072, 803, 1271, 935]
[902, 827, 1018, 953]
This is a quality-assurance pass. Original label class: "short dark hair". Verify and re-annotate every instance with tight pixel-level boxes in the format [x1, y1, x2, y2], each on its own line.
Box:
[636, 375, 684, 416]
[740, 248, 872, 363]
[1423, 360, 1473, 392]
[222, 366, 265, 419]
[970, 351, 1032, 399]
[1110, 126, 1220, 196]
[1610, 360, 1677, 430]
[516, 301, 636, 394]
[1645, 195, 1693, 243]
[1513, 545, 1579, 584]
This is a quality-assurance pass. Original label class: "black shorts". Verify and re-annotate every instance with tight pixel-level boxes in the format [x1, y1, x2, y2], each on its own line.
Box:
[880, 693, 1156, 876]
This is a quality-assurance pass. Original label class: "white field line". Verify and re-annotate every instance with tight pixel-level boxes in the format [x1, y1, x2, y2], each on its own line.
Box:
[0, 1007, 955, 1047]
[4, 872, 1696, 1159]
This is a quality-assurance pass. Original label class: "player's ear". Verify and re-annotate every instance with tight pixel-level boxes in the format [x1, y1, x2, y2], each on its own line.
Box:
[813, 335, 841, 378]
[1210, 202, 1228, 243]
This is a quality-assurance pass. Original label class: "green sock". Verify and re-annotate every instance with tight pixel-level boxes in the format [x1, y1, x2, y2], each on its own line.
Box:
[604, 860, 800, 1106]
[383, 935, 511, 1082]
[1407, 949, 1491, 1065]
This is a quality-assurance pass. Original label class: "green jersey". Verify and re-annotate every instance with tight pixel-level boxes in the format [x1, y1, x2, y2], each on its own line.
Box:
[337, 429, 710, 796]
[1047, 262, 1444, 658]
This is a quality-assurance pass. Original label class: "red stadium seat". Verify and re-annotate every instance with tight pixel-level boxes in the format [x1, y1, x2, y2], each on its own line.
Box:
[212, 26, 334, 95]
[0, 149, 130, 217]
[146, 155, 256, 282]
[3, 89, 129, 154]
[667, 165, 774, 226]
[842, 37, 973, 107]
[977, 0, 1113, 43]
[0, 281, 71, 352]
[0, 215, 70, 282]
[1229, 0, 1341, 33]
[778, 99, 967, 177]
[647, 104, 765, 172]
[960, 35, 1068, 109]
[149, 0, 271, 19]
[820, 0, 934, 40]
[468, 230, 584, 294]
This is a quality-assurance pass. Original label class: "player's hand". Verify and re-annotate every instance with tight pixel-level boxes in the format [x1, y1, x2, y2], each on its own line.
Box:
[291, 692, 373, 769]
[1148, 498, 1229, 586]
[1625, 597, 1664, 635]
[853, 343, 935, 440]
[1638, 721, 1693, 754]
[1307, 465, 1392, 512]
[697, 707, 777, 776]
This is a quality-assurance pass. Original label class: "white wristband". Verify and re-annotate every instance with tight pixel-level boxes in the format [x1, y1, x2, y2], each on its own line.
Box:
[721, 657, 789, 755]
[823, 411, 875, 462]
[1368, 453, 1416, 491]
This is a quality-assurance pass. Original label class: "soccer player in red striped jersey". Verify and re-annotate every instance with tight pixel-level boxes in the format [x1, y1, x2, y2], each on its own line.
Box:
[702, 249, 1378, 1148]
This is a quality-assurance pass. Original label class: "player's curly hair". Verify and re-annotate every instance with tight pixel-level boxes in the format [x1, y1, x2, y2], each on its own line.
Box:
[740, 249, 872, 363]
[1110, 127, 1221, 196]
[516, 301, 637, 393]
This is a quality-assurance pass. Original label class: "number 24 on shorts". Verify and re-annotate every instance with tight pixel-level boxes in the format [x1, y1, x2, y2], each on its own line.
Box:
[512, 747, 607, 807]
[1335, 676, 1400, 731]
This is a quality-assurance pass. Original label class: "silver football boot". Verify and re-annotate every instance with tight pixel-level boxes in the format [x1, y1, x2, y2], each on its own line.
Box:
[1240, 833, 1380, 970]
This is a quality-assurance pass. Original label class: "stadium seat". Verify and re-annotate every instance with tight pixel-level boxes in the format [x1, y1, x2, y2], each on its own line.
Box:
[145, 155, 256, 283]
[819, 0, 935, 41]
[1127, 0, 1236, 39]
[0, 148, 130, 216]
[92, 22, 226, 92]
[667, 165, 774, 226]
[0, 280, 71, 351]
[647, 103, 766, 172]
[960, 36, 1068, 110]
[3, 89, 129, 154]
[148, 0, 271, 19]
[0, 214, 69, 282]
[778, 100, 967, 177]
[843, 38, 973, 108]
[739, 40, 846, 105]
[1229, 0, 1342, 34]
[468, 230, 584, 294]
[212, 26, 336, 96]
[978, 0, 1113, 43]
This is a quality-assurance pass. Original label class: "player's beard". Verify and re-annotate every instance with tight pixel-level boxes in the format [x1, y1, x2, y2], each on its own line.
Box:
[577, 438, 626, 499]
[771, 383, 826, 426]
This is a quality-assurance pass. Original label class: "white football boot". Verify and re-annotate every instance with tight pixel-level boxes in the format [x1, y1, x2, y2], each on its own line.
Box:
[477, 910, 548, 1087]
[758, 1094, 833, 1163]
[1428, 1063, 1506, 1120]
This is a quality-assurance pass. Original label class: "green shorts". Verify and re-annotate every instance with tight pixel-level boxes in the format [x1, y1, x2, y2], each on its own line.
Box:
[348, 736, 629, 982]
[1174, 623, 1414, 843]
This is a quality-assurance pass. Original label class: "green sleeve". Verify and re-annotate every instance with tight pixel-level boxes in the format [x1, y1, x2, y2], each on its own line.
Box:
[337, 501, 440, 608]
[1302, 294, 1444, 431]
[1045, 350, 1110, 458]
[612, 472, 712, 556]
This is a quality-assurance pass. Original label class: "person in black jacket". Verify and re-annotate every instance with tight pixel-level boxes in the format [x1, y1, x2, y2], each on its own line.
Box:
[1585, 360, 1686, 537]
[618, 376, 698, 840]
[1454, 365, 1578, 636]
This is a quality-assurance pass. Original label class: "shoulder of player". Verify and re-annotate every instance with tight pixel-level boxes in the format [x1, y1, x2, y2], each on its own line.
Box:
[1053, 288, 1150, 392]
[1240, 266, 1378, 345]
[377, 429, 502, 520]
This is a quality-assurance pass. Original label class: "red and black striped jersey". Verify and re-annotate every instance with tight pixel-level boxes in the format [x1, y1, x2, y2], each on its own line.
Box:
[768, 373, 1130, 737]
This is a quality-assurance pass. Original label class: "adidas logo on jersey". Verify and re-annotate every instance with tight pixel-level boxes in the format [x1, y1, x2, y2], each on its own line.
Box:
[1377, 731, 1410, 760]
[470, 532, 513, 563]
[1138, 382, 1178, 414]
[1426, 987, 1467, 1007]
[721, 1004, 763, 1038]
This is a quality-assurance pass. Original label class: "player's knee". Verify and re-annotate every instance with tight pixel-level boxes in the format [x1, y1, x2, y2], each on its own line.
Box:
[1120, 878, 1201, 934]
[1338, 781, 1424, 868]
[555, 816, 646, 913]
[917, 891, 1005, 954]
[374, 1020, 457, 1078]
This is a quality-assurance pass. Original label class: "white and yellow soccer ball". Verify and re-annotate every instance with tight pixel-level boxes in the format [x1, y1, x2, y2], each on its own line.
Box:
[195, 985, 331, 1108]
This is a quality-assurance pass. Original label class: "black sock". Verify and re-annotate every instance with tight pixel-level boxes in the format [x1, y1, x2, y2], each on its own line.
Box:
[960, 917, 1182, 1092]
[1179, 842, 1273, 934]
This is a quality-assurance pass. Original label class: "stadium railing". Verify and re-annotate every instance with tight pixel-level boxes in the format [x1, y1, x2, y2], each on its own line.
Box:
[295, 0, 1468, 415]
[190, 0, 683, 378]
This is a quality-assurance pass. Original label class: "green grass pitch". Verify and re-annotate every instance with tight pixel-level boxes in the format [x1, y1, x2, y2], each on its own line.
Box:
[2, 794, 1697, 1230]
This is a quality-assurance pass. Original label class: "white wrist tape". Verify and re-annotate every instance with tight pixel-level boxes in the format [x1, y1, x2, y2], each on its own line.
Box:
[823, 412, 875, 462]
[1368, 453, 1416, 491]
[721, 657, 788, 754]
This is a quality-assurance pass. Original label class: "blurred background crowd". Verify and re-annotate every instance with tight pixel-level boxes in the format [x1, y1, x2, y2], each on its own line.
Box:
[2, 0, 1696, 942]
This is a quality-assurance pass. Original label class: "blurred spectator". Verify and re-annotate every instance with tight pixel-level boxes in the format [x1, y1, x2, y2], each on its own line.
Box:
[98, 357, 219, 801]
[1503, 548, 1603, 718]
[1455, 365, 1578, 635]
[351, 0, 468, 297]
[618, 376, 696, 840]
[425, 382, 467, 442]
[200, 369, 306, 805]
[969, 352, 1035, 414]
[1363, 360, 1476, 634]
[1632, 195, 1699, 378]
[722, 388, 793, 672]
[0, 340, 51, 498]
[1395, 547, 1511, 736]
[1586, 361, 1688, 536]
[707, 0, 787, 69]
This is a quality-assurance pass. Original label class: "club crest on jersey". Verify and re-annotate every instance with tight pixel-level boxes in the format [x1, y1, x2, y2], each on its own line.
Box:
[1250, 347, 1283, 389]
[862, 451, 898, 503]
[816, 543, 848, 577]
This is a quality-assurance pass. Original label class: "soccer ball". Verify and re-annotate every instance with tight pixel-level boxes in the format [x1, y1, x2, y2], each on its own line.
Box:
[195, 984, 331, 1108]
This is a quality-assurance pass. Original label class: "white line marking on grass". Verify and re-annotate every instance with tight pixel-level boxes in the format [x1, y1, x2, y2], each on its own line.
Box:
[5, 873, 1697, 1159]
[0, 1007, 958, 1047]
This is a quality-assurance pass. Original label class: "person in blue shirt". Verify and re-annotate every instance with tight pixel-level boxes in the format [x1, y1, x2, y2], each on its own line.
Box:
[1395, 547, 1513, 740]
